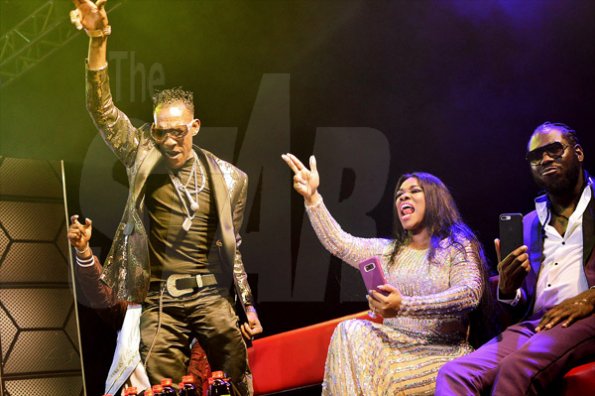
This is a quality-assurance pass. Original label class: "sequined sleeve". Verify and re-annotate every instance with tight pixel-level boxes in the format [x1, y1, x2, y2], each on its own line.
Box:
[231, 172, 254, 306]
[75, 255, 116, 309]
[305, 197, 392, 268]
[86, 63, 141, 168]
[399, 239, 483, 317]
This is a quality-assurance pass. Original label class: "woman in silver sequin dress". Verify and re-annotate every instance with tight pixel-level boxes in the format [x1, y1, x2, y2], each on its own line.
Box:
[282, 154, 486, 395]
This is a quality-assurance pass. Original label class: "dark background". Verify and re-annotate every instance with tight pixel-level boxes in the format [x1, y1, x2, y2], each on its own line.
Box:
[1, 0, 594, 393]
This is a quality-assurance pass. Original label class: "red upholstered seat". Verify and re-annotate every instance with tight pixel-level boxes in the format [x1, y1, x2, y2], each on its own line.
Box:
[561, 362, 595, 395]
[247, 311, 381, 395]
[245, 306, 595, 395]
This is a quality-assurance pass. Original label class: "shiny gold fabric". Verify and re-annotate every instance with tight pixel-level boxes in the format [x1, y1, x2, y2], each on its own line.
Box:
[306, 198, 483, 395]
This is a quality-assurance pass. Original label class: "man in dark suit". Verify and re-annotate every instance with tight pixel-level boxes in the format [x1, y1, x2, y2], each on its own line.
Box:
[71, 0, 262, 394]
[436, 122, 595, 395]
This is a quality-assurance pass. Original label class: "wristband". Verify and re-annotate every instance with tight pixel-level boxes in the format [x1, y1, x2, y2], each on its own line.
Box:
[75, 245, 90, 255]
[75, 255, 94, 268]
[85, 25, 111, 38]
[497, 287, 522, 306]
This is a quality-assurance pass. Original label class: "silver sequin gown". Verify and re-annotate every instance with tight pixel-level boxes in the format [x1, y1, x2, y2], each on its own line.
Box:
[306, 198, 483, 395]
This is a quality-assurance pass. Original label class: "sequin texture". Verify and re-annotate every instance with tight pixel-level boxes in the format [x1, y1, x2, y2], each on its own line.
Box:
[306, 198, 483, 395]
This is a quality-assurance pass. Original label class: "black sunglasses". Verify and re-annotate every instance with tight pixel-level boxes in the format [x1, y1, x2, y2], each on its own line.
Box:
[525, 141, 569, 165]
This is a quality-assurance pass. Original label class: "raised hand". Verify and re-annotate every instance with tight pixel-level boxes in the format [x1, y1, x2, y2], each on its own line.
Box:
[281, 153, 321, 205]
[495, 239, 530, 298]
[71, 0, 109, 32]
[68, 215, 93, 257]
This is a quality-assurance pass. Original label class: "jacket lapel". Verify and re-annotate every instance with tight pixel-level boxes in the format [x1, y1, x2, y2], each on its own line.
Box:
[195, 148, 236, 267]
[582, 180, 595, 286]
[524, 212, 543, 316]
[582, 179, 595, 265]
[132, 146, 162, 206]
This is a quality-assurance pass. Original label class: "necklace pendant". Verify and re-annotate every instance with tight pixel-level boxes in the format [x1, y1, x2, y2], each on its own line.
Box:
[183, 217, 192, 231]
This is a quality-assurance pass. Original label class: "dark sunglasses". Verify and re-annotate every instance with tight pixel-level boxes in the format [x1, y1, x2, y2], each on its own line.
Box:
[525, 141, 569, 165]
[150, 121, 194, 143]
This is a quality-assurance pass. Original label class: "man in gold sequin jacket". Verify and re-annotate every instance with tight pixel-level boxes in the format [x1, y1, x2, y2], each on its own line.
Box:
[73, 1, 261, 393]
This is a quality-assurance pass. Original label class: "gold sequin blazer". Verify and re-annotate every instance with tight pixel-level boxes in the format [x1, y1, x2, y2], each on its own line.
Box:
[85, 65, 253, 308]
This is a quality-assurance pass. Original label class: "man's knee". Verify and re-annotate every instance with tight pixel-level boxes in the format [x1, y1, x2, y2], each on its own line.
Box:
[496, 348, 540, 383]
[435, 355, 490, 396]
[438, 359, 456, 378]
[437, 357, 467, 384]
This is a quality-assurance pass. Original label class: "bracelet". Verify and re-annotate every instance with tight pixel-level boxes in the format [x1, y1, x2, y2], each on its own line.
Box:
[75, 255, 94, 268]
[85, 25, 111, 38]
[69, 8, 111, 37]
[75, 245, 90, 255]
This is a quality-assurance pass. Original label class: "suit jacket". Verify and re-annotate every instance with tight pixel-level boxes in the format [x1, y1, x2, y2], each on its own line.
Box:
[85, 65, 253, 309]
[75, 255, 126, 329]
[514, 173, 595, 318]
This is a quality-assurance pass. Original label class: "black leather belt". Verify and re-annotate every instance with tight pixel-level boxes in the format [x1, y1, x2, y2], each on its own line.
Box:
[150, 274, 218, 297]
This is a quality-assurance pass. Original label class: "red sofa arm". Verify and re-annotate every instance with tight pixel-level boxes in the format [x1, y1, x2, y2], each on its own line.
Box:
[562, 362, 595, 395]
[248, 311, 381, 395]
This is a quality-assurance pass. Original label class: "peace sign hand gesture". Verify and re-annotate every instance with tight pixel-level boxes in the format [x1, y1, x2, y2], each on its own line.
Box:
[282, 153, 321, 206]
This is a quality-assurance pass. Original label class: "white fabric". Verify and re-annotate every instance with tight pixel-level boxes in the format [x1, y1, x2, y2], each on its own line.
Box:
[105, 304, 151, 395]
[532, 181, 592, 313]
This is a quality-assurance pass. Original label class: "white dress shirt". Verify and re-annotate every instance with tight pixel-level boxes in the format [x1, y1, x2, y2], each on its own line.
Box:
[532, 182, 591, 313]
[498, 179, 592, 311]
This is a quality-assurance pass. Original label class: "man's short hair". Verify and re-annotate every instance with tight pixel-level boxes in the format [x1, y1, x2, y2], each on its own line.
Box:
[532, 122, 580, 146]
[152, 87, 194, 114]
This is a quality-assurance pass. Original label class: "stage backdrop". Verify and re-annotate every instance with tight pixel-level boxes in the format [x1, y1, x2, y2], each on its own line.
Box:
[0, 157, 84, 396]
[1, 1, 594, 394]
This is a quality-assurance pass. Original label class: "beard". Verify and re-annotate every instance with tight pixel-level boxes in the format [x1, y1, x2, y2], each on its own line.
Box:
[532, 158, 581, 195]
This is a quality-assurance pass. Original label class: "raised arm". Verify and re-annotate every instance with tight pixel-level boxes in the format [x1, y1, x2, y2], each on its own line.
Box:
[71, 0, 141, 167]
[282, 153, 390, 266]
[71, 0, 109, 68]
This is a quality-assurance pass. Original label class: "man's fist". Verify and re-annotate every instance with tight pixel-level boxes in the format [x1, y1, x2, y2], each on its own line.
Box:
[70, 0, 109, 34]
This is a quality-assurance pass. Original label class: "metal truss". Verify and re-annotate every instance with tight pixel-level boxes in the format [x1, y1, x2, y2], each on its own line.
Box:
[0, 0, 124, 89]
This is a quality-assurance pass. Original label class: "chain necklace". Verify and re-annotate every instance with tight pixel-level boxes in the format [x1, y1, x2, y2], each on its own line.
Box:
[168, 151, 206, 231]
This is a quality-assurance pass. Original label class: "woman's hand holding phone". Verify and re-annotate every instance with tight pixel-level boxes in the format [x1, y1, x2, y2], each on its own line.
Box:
[368, 285, 402, 318]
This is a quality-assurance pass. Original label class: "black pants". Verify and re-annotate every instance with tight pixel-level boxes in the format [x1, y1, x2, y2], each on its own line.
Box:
[139, 287, 251, 395]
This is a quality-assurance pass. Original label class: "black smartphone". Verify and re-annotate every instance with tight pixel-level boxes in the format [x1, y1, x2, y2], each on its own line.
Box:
[499, 213, 524, 259]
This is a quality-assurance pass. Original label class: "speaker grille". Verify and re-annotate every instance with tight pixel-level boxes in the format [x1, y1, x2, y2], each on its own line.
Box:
[0, 158, 83, 396]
